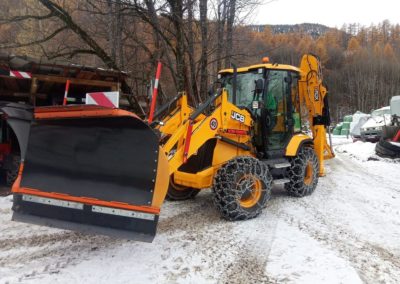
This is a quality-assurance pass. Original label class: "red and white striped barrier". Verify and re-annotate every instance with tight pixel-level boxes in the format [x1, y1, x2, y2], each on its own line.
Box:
[86, 91, 119, 108]
[63, 80, 71, 106]
[9, 70, 32, 79]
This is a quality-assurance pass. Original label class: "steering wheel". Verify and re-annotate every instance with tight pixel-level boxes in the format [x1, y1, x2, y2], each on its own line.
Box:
[239, 105, 257, 121]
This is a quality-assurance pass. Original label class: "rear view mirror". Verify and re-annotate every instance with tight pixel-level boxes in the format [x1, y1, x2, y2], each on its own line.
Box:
[208, 80, 222, 96]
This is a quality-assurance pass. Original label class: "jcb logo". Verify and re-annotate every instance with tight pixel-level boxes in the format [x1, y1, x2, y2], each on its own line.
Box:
[231, 111, 245, 123]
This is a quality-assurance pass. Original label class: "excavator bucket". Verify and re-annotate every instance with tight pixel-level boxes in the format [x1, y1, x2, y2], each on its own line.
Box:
[3, 104, 169, 242]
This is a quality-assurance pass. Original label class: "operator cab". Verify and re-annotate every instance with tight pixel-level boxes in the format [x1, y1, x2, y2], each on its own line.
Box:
[219, 65, 302, 158]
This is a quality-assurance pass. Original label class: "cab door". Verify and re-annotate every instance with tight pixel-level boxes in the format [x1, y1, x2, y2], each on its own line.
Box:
[264, 70, 298, 152]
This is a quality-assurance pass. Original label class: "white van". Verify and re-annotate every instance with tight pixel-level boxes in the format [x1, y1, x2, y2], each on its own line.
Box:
[360, 106, 391, 142]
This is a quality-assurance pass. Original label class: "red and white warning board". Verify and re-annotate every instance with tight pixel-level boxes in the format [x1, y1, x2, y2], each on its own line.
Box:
[86, 91, 119, 108]
[9, 70, 32, 79]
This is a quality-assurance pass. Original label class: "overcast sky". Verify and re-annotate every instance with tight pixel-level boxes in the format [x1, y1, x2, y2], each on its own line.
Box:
[253, 0, 399, 27]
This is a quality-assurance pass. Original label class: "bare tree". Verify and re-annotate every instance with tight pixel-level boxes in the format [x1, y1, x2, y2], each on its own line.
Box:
[186, 0, 200, 104]
[224, 0, 235, 67]
[215, 0, 227, 72]
[199, 0, 208, 100]
[0, 0, 267, 105]
[38, 0, 119, 69]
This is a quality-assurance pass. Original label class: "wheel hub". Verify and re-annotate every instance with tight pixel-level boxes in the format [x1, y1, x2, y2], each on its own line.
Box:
[304, 161, 314, 185]
[237, 175, 262, 208]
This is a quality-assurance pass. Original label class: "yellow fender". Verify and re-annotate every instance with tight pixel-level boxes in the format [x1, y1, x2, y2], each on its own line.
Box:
[285, 133, 313, 156]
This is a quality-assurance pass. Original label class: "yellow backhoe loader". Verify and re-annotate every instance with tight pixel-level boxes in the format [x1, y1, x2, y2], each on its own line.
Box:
[2, 54, 334, 242]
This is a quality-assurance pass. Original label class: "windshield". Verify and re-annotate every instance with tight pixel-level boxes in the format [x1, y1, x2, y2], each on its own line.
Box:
[372, 108, 391, 117]
[222, 71, 263, 107]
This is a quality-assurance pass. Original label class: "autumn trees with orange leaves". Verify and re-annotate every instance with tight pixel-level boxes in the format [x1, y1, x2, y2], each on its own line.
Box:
[1, 1, 399, 120]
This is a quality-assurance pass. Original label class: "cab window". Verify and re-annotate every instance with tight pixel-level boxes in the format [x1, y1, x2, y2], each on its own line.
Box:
[222, 71, 263, 108]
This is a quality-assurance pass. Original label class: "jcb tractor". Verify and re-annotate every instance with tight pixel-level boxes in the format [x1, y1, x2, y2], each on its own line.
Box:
[2, 54, 334, 242]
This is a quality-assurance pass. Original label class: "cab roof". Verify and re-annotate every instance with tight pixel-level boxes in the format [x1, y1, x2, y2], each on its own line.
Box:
[219, 63, 301, 74]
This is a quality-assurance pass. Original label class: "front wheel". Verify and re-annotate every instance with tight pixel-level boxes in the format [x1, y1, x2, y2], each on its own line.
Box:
[213, 156, 272, 221]
[165, 175, 200, 201]
[285, 147, 319, 197]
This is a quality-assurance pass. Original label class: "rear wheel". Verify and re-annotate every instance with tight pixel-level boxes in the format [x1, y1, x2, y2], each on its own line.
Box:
[166, 176, 200, 201]
[213, 156, 272, 221]
[285, 147, 319, 197]
[6, 155, 20, 186]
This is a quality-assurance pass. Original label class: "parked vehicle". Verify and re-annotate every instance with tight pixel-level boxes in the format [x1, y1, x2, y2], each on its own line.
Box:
[376, 96, 400, 158]
[360, 106, 391, 142]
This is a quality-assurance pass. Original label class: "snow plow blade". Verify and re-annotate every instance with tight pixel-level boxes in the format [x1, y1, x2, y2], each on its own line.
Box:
[10, 105, 169, 242]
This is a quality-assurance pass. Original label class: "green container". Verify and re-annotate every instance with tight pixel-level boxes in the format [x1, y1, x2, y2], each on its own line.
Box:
[334, 124, 343, 131]
[333, 128, 341, 135]
[340, 129, 350, 135]
[344, 115, 353, 122]
[341, 122, 351, 130]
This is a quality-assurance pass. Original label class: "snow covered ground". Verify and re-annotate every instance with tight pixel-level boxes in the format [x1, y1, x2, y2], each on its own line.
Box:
[1, 137, 400, 284]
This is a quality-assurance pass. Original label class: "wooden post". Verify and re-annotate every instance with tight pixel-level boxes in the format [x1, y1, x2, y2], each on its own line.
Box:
[29, 78, 38, 106]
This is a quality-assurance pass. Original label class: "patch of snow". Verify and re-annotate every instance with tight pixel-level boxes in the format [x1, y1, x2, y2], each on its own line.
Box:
[330, 135, 353, 146]
[1, 138, 400, 283]
[332, 136, 400, 163]
[335, 141, 376, 161]
[266, 222, 362, 284]
[389, 141, 400, 147]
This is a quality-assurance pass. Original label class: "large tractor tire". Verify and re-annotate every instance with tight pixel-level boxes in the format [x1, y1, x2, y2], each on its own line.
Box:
[213, 156, 272, 221]
[375, 138, 400, 158]
[166, 176, 200, 201]
[285, 147, 319, 197]
[6, 155, 20, 187]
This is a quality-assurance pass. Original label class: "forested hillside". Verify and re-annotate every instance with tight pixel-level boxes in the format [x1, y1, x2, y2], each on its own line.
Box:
[244, 21, 400, 120]
[1, 1, 399, 120]
[250, 23, 330, 38]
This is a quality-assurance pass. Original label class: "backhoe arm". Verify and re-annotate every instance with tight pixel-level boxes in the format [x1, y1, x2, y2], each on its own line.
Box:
[299, 54, 334, 176]
[154, 92, 205, 141]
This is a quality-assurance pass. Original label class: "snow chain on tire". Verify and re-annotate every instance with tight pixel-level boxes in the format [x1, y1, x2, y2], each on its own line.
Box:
[285, 147, 319, 197]
[212, 156, 272, 221]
